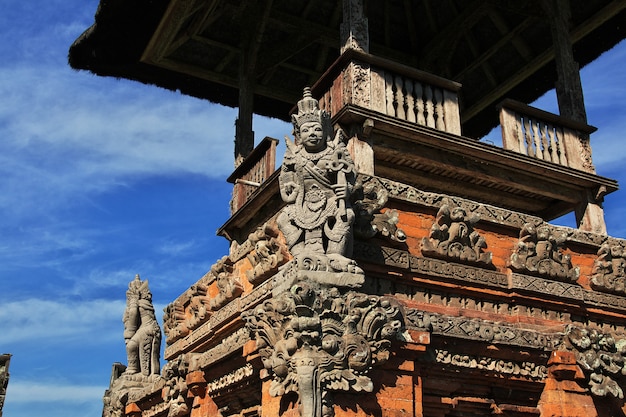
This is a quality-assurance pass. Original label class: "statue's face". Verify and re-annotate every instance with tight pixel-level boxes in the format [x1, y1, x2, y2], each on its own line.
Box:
[300, 121, 325, 152]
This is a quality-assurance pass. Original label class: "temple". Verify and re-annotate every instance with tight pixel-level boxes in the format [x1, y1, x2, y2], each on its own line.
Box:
[69, 1, 626, 416]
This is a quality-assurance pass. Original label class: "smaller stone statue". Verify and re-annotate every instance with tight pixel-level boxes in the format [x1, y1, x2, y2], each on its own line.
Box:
[123, 274, 162, 376]
[277, 87, 359, 274]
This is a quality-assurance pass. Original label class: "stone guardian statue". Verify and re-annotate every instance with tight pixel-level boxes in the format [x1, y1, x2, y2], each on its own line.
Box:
[123, 274, 162, 376]
[277, 87, 359, 275]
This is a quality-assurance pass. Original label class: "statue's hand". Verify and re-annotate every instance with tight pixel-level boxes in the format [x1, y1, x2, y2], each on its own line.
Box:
[281, 181, 299, 202]
[332, 183, 348, 199]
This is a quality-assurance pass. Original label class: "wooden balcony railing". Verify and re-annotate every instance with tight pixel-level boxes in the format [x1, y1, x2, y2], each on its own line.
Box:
[498, 99, 597, 173]
[227, 137, 278, 213]
[313, 50, 462, 135]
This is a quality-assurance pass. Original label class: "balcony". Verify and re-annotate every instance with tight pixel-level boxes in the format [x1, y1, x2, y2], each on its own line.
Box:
[220, 51, 617, 242]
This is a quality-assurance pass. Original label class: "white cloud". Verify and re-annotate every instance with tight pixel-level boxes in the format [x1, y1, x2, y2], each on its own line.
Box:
[7, 381, 105, 403]
[0, 298, 125, 345]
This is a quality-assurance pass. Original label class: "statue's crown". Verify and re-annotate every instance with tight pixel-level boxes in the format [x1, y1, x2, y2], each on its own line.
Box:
[292, 87, 323, 127]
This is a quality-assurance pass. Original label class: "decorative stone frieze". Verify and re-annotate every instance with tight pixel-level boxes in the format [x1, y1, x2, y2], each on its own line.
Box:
[591, 241, 626, 295]
[509, 222, 579, 282]
[562, 326, 626, 398]
[421, 200, 493, 266]
[243, 281, 407, 417]
[510, 274, 584, 300]
[424, 349, 548, 380]
[405, 309, 563, 350]
[207, 364, 255, 395]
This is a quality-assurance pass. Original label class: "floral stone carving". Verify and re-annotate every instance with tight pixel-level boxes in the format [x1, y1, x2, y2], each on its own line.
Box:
[591, 241, 626, 295]
[563, 326, 626, 398]
[509, 223, 578, 282]
[243, 281, 406, 417]
[123, 275, 162, 376]
[277, 87, 362, 279]
[421, 200, 492, 265]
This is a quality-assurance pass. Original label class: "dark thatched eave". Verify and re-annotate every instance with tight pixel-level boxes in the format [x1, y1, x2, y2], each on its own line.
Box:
[68, 0, 294, 121]
[68, 1, 626, 137]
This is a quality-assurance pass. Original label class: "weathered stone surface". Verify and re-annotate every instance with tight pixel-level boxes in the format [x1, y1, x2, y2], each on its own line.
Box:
[123, 275, 162, 377]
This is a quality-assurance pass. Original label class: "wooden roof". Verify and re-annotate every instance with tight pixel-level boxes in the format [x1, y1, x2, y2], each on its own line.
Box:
[69, 0, 626, 138]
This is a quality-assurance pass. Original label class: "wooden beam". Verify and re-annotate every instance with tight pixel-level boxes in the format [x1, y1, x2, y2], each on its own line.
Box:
[462, 0, 626, 122]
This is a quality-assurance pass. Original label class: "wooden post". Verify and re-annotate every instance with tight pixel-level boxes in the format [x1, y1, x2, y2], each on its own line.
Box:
[340, 0, 369, 54]
[544, 0, 606, 234]
[234, 0, 273, 167]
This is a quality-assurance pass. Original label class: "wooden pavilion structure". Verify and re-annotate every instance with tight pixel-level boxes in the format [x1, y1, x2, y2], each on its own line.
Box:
[70, 1, 626, 416]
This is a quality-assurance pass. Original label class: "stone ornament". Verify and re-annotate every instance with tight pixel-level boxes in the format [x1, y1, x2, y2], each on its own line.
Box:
[161, 356, 190, 417]
[563, 326, 626, 398]
[246, 223, 289, 284]
[243, 282, 406, 417]
[277, 87, 361, 276]
[352, 176, 406, 242]
[123, 275, 162, 376]
[421, 199, 492, 265]
[509, 222, 579, 282]
[591, 241, 626, 295]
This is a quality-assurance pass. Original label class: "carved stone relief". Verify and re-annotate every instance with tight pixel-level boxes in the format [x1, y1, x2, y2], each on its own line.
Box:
[243, 282, 406, 417]
[421, 199, 492, 265]
[562, 326, 626, 398]
[405, 309, 562, 350]
[423, 349, 547, 380]
[246, 223, 289, 284]
[123, 275, 162, 376]
[161, 356, 190, 417]
[591, 241, 626, 295]
[352, 175, 406, 242]
[509, 223, 579, 282]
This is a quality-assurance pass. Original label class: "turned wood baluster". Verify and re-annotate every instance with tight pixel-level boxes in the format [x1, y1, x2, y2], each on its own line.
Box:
[523, 116, 534, 157]
[405, 79, 416, 123]
[425, 85, 435, 128]
[434, 88, 445, 131]
[415, 82, 425, 126]
[385, 72, 395, 117]
[394, 75, 406, 120]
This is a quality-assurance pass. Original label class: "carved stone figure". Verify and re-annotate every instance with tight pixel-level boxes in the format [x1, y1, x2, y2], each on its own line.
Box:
[123, 275, 162, 376]
[277, 87, 358, 274]
[244, 282, 406, 417]
[421, 200, 492, 265]
[509, 223, 578, 282]
[591, 241, 626, 294]
[562, 326, 626, 398]
[352, 175, 406, 242]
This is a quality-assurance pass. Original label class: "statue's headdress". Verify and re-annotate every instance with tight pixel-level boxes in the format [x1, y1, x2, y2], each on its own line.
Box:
[291, 87, 331, 145]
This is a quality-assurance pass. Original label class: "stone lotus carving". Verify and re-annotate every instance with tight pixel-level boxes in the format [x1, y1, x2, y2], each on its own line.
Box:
[509, 223, 578, 282]
[591, 241, 626, 295]
[563, 326, 626, 398]
[243, 282, 406, 417]
[123, 275, 162, 376]
[352, 176, 406, 243]
[277, 87, 360, 276]
[421, 200, 492, 265]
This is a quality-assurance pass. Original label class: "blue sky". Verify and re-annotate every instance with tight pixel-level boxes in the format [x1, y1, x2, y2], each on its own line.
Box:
[0, 1, 625, 416]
